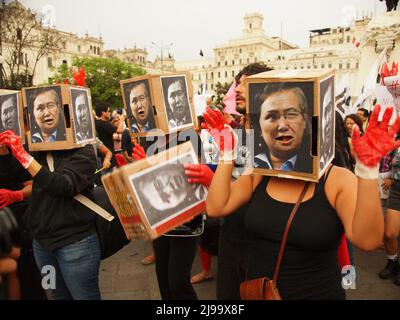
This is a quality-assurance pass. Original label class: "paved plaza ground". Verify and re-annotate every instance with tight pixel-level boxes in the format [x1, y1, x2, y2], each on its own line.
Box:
[99, 239, 400, 300]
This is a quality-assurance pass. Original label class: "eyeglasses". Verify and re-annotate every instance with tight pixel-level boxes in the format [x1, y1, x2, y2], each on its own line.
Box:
[131, 95, 147, 105]
[263, 110, 303, 123]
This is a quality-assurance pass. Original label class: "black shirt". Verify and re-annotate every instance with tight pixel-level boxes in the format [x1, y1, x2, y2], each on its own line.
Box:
[121, 128, 133, 157]
[0, 151, 31, 191]
[95, 119, 117, 167]
[245, 171, 345, 299]
[26, 145, 98, 251]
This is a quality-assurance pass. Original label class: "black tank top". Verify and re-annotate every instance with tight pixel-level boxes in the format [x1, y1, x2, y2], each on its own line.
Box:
[245, 166, 345, 300]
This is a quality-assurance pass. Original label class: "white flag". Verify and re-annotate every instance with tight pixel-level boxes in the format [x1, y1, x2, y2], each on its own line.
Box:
[353, 47, 388, 113]
[335, 74, 351, 118]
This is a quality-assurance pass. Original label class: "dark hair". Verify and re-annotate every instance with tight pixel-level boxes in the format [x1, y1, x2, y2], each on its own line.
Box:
[161, 76, 189, 120]
[95, 103, 109, 117]
[124, 80, 156, 131]
[0, 94, 17, 132]
[127, 80, 149, 97]
[235, 62, 273, 83]
[357, 108, 369, 118]
[30, 87, 61, 108]
[344, 114, 364, 136]
[250, 82, 313, 173]
[332, 111, 353, 170]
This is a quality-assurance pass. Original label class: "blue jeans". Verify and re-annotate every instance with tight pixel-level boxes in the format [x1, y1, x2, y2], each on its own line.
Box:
[32, 233, 101, 300]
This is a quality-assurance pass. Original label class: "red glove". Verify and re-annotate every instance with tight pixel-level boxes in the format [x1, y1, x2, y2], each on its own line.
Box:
[202, 107, 237, 162]
[184, 164, 214, 187]
[132, 144, 146, 161]
[352, 105, 400, 178]
[0, 131, 33, 169]
[0, 189, 24, 209]
[337, 235, 351, 270]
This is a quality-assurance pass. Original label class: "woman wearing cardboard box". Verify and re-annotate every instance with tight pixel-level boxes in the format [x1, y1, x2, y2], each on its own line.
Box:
[204, 103, 399, 299]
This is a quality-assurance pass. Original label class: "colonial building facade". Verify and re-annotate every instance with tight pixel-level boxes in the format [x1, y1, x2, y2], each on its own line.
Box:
[0, 1, 104, 86]
[176, 11, 400, 98]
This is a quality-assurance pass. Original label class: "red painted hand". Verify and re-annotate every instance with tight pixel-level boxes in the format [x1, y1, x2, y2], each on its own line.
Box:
[352, 105, 400, 168]
[0, 189, 24, 209]
[184, 164, 214, 187]
[0, 131, 33, 169]
[202, 107, 237, 161]
[381, 62, 399, 85]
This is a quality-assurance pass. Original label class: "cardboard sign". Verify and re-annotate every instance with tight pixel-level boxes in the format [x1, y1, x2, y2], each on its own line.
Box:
[22, 84, 96, 151]
[245, 69, 335, 182]
[120, 75, 159, 136]
[120, 73, 196, 137]
[0, 90, 25, 143]
[101, 141, 207, 240]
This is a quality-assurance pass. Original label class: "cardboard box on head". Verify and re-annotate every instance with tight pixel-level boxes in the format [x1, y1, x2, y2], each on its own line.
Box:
[245, 69, 335, 182]
[101, 141, 207, 240]
[120, 72, 196, 138]
[0, 90, 25, 144]
[22, 84, 96, 151]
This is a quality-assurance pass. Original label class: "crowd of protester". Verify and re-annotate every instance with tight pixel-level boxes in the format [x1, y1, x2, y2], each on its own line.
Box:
[1, 60, 400, 300]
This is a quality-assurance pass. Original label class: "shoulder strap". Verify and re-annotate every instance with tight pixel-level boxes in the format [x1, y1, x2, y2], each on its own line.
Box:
[46, 152, 114, 222]
[273, 181, 310, 283]
[323, 164, 335, 183]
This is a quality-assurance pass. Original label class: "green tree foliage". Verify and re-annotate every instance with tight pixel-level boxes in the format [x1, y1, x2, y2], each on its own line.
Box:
[0, 1, 62, 89]
[51, 56, 146, 109]
[212, 81, 232, 111]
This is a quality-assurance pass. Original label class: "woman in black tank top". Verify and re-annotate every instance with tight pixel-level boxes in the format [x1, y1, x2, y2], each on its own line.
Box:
[204, 104, 400, 300]
[245, 166, 344, 299]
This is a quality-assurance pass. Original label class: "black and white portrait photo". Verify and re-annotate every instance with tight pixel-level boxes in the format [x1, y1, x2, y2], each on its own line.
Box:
[129, 153, 207, 228]
[249, 81, 314, 174]
[161, 75, 193, 131]
[0, 92, 20, 136]
[25, 86, 67, 143]
[71, 88, 94, 143]
[122, 79, 156, 133]
[319, 76, 335, 172]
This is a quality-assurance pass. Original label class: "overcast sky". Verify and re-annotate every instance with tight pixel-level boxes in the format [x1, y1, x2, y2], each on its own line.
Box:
[18, 0, 386, 61]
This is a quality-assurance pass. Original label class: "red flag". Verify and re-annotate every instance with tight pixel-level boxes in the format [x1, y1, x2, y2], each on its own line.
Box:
[352, 37, 360, 48]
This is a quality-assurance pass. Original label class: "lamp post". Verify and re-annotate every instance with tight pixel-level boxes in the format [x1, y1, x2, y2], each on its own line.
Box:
[151, 41, 173, 73]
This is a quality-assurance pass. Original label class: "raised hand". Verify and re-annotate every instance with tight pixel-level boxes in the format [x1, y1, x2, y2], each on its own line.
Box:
[132, 144, 146, 161]
[0, 131, 33, 169]
[352, 105, 400, 178]
[184, 164, 214, 187]
[381, 62, 398, 84]
[0, 189, 24, 209]
[202, 107, 237, 162]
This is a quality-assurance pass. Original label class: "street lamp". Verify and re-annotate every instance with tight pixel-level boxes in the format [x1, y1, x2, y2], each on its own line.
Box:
[151, 41, 173, 73]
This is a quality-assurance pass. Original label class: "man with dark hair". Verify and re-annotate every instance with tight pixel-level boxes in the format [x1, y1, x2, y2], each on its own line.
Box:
[0, 94, 19, 135]
[162, 77, 192, 129]
[127, 81, 155, 133]
[320, 81, 335, 171]
[234, 62, 273, 114]
[30, 88, 66, 143]
[95, 103, 125, 169]
[73, 92, 93, 142]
